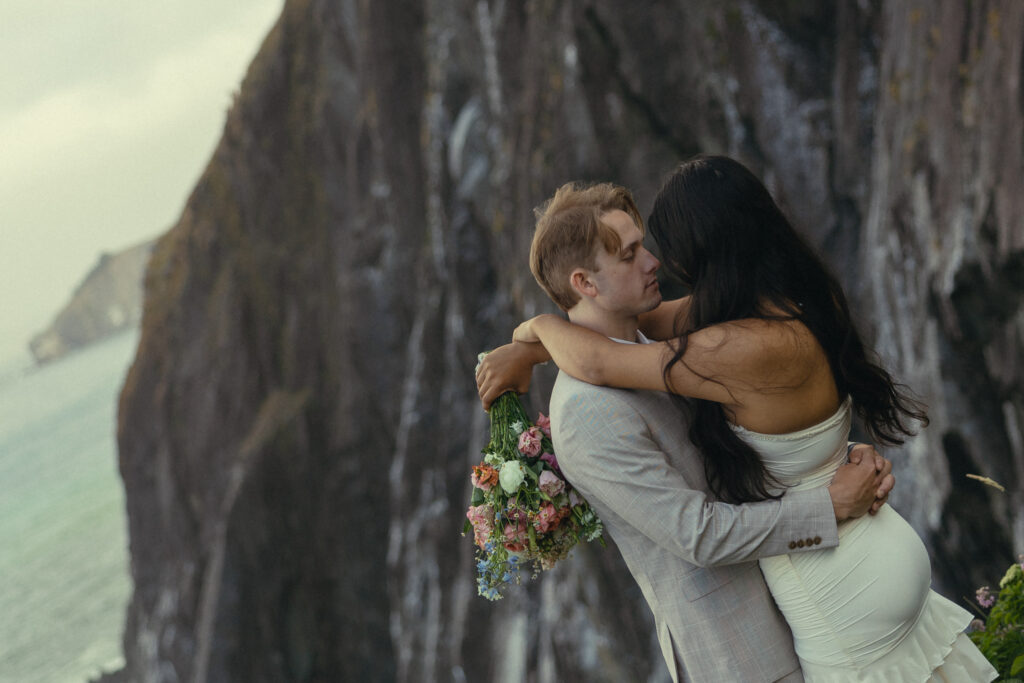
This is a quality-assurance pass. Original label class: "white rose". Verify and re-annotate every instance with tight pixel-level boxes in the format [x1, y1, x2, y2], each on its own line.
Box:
[499, 460, 527, 494]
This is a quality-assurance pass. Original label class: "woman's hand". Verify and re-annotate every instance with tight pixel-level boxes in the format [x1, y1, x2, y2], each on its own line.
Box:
[512, 314, 558, 344]
[512, 318, 538, 344]
[476, 342, 551, 410]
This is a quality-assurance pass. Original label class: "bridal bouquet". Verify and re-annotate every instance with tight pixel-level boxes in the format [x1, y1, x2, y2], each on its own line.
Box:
[464, 366, 604, 601]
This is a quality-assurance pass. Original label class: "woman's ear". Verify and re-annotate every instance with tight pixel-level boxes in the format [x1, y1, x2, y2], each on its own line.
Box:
[569, 268, 598, 299]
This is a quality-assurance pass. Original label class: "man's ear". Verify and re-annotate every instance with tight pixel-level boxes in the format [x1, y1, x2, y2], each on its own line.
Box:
[569, 268, 598, 300]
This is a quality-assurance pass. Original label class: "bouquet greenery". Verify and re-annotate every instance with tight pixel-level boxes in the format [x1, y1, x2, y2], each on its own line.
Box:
[464, 386, 604, 601]
[970, 555, 1024, 680]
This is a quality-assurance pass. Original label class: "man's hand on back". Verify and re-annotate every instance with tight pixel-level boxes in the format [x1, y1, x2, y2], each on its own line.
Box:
[827, 444, 894, 521]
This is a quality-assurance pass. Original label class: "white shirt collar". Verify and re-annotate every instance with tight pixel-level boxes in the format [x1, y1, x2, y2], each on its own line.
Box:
[609, 329, 653, 345]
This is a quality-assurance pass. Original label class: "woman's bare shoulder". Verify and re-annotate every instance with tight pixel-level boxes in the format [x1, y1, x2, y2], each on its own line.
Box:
[690, 316, 812, 349]
[687, 317, 822, 386]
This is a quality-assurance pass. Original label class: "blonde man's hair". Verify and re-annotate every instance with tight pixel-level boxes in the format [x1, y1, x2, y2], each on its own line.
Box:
[529, 182, 645, 311]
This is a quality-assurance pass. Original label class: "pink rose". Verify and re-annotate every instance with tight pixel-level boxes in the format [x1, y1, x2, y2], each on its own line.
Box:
[466, 505, 494, 549]
[536, 412, 552, 437]
[538, 470, 565, 498]
[503, 519, 528, 551]
[517, 427, 543, 457]
[533, 502, 561, 533]
[467, 504, 494, 527]
[539, 452, 560, 474]
[506, 505, 528, 524]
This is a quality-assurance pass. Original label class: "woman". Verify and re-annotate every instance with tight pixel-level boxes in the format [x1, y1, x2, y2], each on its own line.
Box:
[508, 156, 995, 681]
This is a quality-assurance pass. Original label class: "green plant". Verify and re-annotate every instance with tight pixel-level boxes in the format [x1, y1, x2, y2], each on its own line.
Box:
[970, 556, 1024, 680]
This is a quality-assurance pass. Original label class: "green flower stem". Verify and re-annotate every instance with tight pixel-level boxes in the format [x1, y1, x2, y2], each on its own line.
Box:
[488, 392, 531, 456]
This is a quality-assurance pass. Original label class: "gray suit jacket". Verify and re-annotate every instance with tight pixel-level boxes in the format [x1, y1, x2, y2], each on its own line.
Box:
[550, 372, 840, 683]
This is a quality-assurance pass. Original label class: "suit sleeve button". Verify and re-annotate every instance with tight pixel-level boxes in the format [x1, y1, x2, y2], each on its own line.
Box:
[796, 539, 805, 548]
[788, 541, 797, 549]
[813, 536, 822, 545]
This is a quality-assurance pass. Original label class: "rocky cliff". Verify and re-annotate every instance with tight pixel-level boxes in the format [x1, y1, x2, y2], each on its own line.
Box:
[30, 240, 153, 363]
[113, 1, 1023, 681]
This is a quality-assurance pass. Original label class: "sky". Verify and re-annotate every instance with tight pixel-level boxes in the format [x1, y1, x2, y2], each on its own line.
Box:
[0, 1, 284, 365]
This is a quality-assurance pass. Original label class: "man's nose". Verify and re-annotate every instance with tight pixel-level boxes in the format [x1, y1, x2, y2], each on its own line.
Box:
[644, 249, 660, 272]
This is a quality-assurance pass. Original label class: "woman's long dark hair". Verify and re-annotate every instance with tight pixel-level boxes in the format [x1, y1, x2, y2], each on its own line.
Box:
[647, 155, 927, 503]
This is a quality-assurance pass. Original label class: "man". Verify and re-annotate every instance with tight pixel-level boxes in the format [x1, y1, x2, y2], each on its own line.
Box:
[476, 181, 893, 682]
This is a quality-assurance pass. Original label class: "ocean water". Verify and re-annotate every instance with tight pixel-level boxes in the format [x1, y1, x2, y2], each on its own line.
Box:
[0, 332, 137, 683]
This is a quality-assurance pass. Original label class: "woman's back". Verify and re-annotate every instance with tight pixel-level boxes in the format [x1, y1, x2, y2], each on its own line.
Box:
[671, 315, 841, 434]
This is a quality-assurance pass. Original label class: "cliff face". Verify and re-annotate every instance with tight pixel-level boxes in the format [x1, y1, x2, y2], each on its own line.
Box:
[864, 1, 1024, 595]
[114, 1, 1024, 681]
[30, 240, 153, 363]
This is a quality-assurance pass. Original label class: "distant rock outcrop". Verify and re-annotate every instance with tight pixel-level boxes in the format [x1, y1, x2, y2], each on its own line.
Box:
[111, 1, 1023, 681]
[30, 241, 153, 363]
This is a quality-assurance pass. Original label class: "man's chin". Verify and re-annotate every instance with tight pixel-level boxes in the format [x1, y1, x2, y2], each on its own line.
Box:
[644, 291, 663, 311]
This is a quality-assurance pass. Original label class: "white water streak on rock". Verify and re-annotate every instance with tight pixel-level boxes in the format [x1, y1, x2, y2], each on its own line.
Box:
[494, 609, 528, 683]
[476, 0, 510, 186]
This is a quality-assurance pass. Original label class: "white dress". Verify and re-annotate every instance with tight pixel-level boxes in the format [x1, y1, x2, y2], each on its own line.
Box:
[732, 397, 997, 682]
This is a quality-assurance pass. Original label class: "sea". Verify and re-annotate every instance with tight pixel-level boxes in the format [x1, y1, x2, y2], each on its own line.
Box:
[0, 331, 137, 683]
